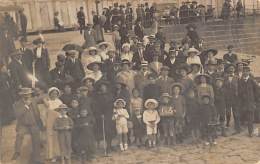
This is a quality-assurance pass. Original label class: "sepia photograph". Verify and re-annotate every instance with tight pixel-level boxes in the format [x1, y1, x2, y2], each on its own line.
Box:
[0, 0, 260, 163]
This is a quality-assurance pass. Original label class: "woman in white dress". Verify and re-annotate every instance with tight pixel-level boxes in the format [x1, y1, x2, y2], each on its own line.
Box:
[44, 87, 63, 162]
[120, 43, 133, 62]
[98, 42, 111, 61]
[81, 47, 102, 74]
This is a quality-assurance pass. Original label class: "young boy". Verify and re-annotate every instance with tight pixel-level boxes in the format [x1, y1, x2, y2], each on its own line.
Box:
[186, 89, 200, 143]
[143, 99, 161, 148]
[53, 104, 74, 164]
[112, 99, 130, 151]
[199, 95, 217, 146]
[214, 77, 227, 137]
[158, 93, 176, 146]
[171, 83, 186, 143]
[74, 109, 96, 161]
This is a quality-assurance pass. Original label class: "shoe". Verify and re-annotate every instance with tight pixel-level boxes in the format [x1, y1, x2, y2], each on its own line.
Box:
[120, 143, 124, 151]
[205, 142, 210, 146]
[11, 152, 20, 160]
[124, 144, 128, 150]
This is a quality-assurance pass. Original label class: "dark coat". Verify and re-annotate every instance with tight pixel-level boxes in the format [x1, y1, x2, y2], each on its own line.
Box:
[33, 47, 51, 87]
[214, 87, 226, 116]
[199, 104, 217, 125]
[156, 76, 175, 94]
[21, 48, 34, 73]
[223, 75, 239, 105]
[8, 59, 30, 89]
[134, 24, 144, 41]
[50, 67, 74, 89]
[0, 32, 15, 60]
[143, 82, 161, 101]
[238, 77, 258, 111]
[132, 48, 144, 70]
[223, 53, 238, 64]
[102, 58, 121, 83]
[186, 31, 200, 49]
[77, 11, 85, 25]
[64, 58, 85, 82]
[163, 57, 183, 79]
[20, 13, 27, 30]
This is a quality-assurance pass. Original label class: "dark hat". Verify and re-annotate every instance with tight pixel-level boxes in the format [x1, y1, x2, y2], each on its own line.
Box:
[114, 2, 118, 7]
[32, 38, 44, 45]
[177, 63, 192, 74]
[224, 64, 236, 72]
[18, 87, 34, 95]
[227, 45, 234, 49]
[87, 61, 102, 71]
[194, 74, 212, 84]
[55, 104, 69, 112]
[66, 50, 78, 56]
[171, 82, 184, 92]
[205, 48, 218, 56]
[186, 24, 197, 30]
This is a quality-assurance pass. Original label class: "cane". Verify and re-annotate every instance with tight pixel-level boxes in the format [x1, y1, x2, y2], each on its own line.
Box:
[101, 115, 107, 156]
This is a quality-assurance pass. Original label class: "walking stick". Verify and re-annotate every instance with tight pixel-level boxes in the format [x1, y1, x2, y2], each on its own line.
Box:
[101, 115, 108, 156]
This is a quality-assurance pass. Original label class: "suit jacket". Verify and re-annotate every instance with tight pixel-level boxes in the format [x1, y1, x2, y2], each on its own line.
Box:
[163, 57, 183, 79]
[132, 48, 145, 70]
[64, 58, 85, 82]
[14, 100, 43, 129]
[21, 47, 33, 72]
[134, 24, 144, 40]
[50, 67, 73, 89]
[238, 77, 258, 111]
[223, 75, 239, 104]
[156, 76, 175, 94]
[8, 59, 30, 88]
[223, 53, 238, 64]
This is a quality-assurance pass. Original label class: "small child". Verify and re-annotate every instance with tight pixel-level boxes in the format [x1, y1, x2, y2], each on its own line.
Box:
[74, 109, 96, 161]
[53, 104, 73, 164]
[171, 83, 186, 143]
[130, 88, 145, 146]
[186, 89, 200, 143]
[112, 99, 130, 151]
[158, 93, 176, 146]
[143, 99, 160, 148]
[199, 95, 218, 146]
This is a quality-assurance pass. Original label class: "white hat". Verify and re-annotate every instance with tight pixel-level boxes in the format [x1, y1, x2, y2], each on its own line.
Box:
[114, 98, 126, 107]
[122, 43, 131, 49]
[48, 87, 61, 97]
[187, 47, 199, 54]
[144, 99, 159, 109]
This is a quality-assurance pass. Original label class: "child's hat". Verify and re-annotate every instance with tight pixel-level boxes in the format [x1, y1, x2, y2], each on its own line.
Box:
[144, 99, 159, 109]
[55, 104, 69, 112]
[114, 98, 126, 107]
[171, 82, 184, 92]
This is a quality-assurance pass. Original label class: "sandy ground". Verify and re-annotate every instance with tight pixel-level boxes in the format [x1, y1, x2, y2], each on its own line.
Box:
[1, 30, 260, 164]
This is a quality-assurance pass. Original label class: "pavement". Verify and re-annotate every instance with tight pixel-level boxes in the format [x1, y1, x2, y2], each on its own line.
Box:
[1, 30, 260, 164]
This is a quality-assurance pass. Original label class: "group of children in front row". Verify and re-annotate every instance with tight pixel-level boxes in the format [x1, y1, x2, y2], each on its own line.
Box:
[53, 82, 220, 164]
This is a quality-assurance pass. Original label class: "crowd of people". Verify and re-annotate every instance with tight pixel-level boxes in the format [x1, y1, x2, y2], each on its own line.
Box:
[0, 1, 258, 164]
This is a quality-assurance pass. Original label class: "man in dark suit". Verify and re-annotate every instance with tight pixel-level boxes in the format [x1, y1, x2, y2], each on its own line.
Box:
[163, 49, 183, 79]
[132, 42, 145, 70]
[12, 88, 43, 164]
[134, 19, 144, 41]
[32, 38, 51, 88]
[64, 50, 85, 89]
[19, 9, 27, 41]
[77, 7, 85, 34]
[238, 66, 259, 137]
[223, 64, 241, 133]
[20, 38, 33, 73]
[223, 45, 238, 64]
[8, 50, 30, 91]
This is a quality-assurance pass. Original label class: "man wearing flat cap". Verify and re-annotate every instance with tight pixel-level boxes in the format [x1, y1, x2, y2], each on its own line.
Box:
[12, 87, 43, 163]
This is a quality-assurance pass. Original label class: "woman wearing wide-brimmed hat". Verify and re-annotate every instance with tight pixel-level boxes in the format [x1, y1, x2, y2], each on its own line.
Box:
[120, 43, 134, 62]
[81, 46, 102, 74]
[44, 87, 63, 162]
[200, 48, 218, 66]
[176, 63, 194, 96]
[85, 61, 103, 82]
[188, 62, 203, 80]
[186, 47, 201, 65]
[97, 42, 111, 61]
[194, 74, 214, 104]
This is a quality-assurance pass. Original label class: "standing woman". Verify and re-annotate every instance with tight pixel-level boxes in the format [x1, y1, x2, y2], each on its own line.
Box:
[44, 87, 63, 162]
[93, 12, 104, 44]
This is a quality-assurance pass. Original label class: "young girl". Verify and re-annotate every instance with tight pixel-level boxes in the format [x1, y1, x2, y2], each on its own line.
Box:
[130, 88, 144, 146]
[112, 99, 130, 151]
[143, 99, 160, 148]
[53, 104, 73, 164]
[171, 83, 186, 143]
[158, 93, 176, 146]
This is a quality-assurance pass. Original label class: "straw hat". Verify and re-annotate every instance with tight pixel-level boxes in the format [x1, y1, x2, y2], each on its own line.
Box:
[114, 98, 126, 107]
[18, 87, 34, 95]
[144, 99, 159, 109]
[187, 48, 199, 55]
[48, 87, 60, 96]
[171, 83, 184, 92]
